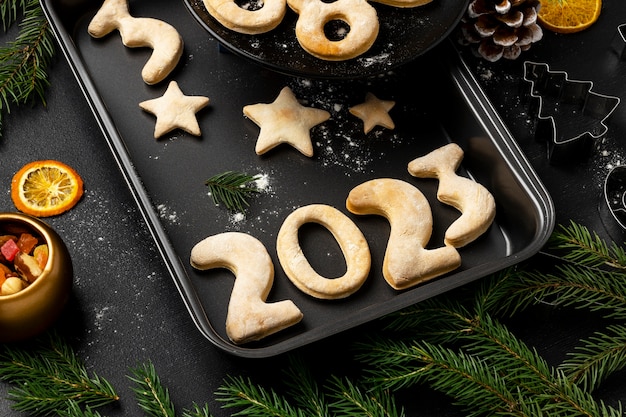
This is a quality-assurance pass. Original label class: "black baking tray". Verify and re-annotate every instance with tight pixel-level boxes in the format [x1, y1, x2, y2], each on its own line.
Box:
[41, 0, 555, 357]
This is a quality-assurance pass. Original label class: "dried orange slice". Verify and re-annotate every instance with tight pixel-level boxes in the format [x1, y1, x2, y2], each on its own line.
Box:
[11, 160, 84, 217]
[538, 0, 602, 34]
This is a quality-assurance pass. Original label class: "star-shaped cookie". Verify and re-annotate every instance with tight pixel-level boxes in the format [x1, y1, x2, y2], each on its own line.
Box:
[243, 87, 330, 157]
[349, 92, 395, 134]
[139, 81, 210, 139]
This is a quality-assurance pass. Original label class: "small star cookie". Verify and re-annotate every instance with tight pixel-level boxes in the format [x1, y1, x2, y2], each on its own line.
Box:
[349, 92, 395, 134]
[243, 87, 330, 157]
[139, 81, 210, 138]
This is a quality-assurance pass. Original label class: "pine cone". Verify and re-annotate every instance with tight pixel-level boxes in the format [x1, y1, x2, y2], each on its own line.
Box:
[459, 0, 543, 62]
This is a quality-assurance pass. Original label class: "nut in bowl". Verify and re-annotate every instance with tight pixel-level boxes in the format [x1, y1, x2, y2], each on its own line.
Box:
[0, 212, 72, 342]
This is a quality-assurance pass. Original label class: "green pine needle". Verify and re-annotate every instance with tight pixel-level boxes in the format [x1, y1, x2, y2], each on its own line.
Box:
[128, 361, 176, 417]
[205, 171, 262, 212]
[216, 375, 307, 417]
[548, 221, 626, 269]
[560, 324, 626, 392]
[0, 0, 54, 135]
[0, 332, 119, 416]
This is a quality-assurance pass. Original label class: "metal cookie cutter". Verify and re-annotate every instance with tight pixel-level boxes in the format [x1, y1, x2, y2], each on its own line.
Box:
[523, 61, 620, 165]
[600, 165, 626, 242]
[610, 23, 626, 59]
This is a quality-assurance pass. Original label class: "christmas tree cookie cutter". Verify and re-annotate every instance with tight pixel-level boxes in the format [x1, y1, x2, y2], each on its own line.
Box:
[522, 61, 620, 165]
[610, 23, 626, 59]
[600, 165, 626, 241]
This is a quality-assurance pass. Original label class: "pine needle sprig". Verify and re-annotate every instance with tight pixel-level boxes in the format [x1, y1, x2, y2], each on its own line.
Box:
[283, 356, 329, 417]
[128, 361, 176, 417]
[205, 171, 262, 212]
[181, 403, 214, 417]
[482, 264, 626, 319]
[559, 324, 626, 393]
[0, 0, 54, 134]
[357, 337, 519, 416]
[58, 401, 105, 417]
[0, 332, 119, 416]
[548, 221, 626, 269]
[326, 375, 403, 417]
[0, 0, 27, 30]
[215, 375, 307, 417]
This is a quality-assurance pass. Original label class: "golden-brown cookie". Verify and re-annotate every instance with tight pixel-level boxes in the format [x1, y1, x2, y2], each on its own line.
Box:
[243, 87, 330, 157]
[276, 204, 371, 299]
[139, 81, 210, 138]
[190, 232, 303, 344]
[346, 178, 461, 290]
[287, 0, 379, 61]
[88, 0, 184, 85]
[407, 143, 496, 247]
[349, 92, 395, 133]
[201, 0, 287, 34]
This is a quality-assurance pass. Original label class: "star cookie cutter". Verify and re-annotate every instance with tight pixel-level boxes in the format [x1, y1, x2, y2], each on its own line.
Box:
[600, 165, 626, 241]
[523, 61, 621, 165]
[610, 23, 626, 59]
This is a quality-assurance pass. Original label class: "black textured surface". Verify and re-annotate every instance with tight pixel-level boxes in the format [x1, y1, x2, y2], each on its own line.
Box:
[0, 0, 626, 415]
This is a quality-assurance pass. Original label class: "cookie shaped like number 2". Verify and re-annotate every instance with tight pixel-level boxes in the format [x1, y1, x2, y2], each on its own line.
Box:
[347, 178, 461, 290]
[88, 0, 183, 85]
[190, 232, 303, 344]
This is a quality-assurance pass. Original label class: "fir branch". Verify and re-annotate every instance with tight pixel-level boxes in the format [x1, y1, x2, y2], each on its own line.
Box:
[205, 171, 262, 212]
[357, 338, 520, 416]
[481, 264, 626, 319]
[0, 332, 119, 416]
[215, 375, 307, 417]
[358, 297, 623, 416]
[0, 0, 54, 134]
[283, 356, 329, 417]
[0, 0, 27, 30]
[181, 403, 214, 417]
[58, 401, 105, 417]
[326, 375, 403, 417]
[559, 324, 626, 392]
[128, 361, 176, 417]
[548, 221, 626, 269]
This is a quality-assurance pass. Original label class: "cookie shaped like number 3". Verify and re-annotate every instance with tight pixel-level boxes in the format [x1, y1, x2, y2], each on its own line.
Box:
[408, 143, 496, 248]
[190, 232, 303, 344]
[88, 0, 183, 85]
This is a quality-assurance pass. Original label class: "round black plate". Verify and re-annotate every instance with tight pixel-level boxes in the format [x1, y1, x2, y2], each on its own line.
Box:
[184, 0, 468, 79]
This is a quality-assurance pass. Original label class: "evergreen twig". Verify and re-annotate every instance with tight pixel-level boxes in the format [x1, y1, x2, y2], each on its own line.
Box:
[548, 221, 626, 269]
[216, 375, 307, 417]
[205, 171, 262, 212]
[128, 361, 176, 417]
[560, 324, 626, 392]
[0, 332, 119, 416]
[0, 0, 54, 135]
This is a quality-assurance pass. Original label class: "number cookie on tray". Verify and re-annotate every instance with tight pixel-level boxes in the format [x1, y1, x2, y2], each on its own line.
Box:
[346, 178, 461, 290]
[88, 0, 183, 85]
[408, 143, 496, 248]
[287, 0, 380, 61]
[190, 232, 303, 344]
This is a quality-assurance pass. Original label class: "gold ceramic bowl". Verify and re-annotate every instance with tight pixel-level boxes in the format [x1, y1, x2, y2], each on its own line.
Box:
[0, 212, 73, 342]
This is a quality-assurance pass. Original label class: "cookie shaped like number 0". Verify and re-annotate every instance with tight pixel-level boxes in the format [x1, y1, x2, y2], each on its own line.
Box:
[277, 204, 371, 299]
[287, 0, 380, 61]
[190, 232, 303, 344]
